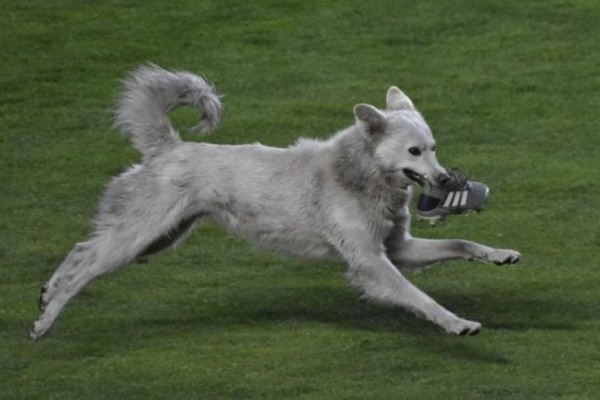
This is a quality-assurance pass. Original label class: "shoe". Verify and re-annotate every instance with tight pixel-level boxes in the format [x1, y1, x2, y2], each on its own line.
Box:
[416, 170, 489, 224]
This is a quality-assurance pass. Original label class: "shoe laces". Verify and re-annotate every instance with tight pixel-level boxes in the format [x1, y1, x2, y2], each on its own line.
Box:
[423, 168, 469, 192]
[444, 168, 469, 189]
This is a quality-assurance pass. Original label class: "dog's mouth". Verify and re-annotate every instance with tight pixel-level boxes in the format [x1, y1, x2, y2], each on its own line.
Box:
[403, 169, 426, 186]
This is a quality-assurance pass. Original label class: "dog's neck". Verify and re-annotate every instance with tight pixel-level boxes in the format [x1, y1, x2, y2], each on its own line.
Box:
[330, 128, 410, 210]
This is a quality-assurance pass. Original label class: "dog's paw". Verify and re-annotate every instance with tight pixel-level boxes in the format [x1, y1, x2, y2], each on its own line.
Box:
[486, 249, 521, 265]
[30, 319, 47, 341]
[446, 318, 482, 336]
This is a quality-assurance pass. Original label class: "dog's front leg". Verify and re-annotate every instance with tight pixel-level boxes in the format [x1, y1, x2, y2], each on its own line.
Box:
[343, 246, 482, 336]
[388, 237, 521, 269]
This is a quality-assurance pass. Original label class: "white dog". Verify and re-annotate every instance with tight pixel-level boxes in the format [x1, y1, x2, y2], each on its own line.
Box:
[30, 65, 520, 340]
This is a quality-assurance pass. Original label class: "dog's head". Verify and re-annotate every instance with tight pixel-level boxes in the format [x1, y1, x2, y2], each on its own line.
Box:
[353, 86, 449, 187]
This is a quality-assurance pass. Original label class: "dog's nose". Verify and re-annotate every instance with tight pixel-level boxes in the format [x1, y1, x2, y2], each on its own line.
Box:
[436, 172, 451, 186]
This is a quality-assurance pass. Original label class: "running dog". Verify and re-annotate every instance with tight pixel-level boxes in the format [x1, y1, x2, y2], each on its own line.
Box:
[30, 65, 520, 340]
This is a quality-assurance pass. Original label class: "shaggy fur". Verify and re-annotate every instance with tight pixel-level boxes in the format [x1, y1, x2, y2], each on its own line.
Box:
[30, 65, 520, 340]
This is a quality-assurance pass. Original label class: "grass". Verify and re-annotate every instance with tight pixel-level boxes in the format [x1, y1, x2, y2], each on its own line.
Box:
[2, 0, 600, 398]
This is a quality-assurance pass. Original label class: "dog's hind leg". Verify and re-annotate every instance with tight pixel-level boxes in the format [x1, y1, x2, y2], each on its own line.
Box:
[31, 234, 138, 340]
[37, 241, 98, 312]
[31, 202, 205, 340]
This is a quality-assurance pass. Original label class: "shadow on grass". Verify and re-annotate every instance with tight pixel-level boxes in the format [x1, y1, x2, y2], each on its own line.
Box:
[41, 282, 589, 364]
[150, 285, 584, 333]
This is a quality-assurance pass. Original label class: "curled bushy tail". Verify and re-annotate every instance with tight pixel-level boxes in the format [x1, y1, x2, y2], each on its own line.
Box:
[115, 64, 222, 158]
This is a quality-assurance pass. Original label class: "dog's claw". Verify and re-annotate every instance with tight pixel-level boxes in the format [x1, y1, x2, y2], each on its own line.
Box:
[489, 249, 521, 266]
[38, 285, 48, 312]
[469, 326, 482, 336]
[458, 325, 481, 336]
[29, 325, 38, 341]
[496, 254, 520, 265]
[30, 321, 43, 341]
[451, 319, 482, 337]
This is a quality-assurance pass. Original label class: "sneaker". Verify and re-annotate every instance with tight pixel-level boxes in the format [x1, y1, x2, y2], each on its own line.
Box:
[416, 170, 489, 224]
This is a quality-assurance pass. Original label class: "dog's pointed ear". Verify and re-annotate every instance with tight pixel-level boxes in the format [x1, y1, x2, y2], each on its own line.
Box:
[386, 86, 415, 111]
[354, 104, 386, 134]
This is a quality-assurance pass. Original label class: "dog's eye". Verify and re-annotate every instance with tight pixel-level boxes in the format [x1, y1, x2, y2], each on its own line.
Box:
[431, 145, 436, 152]
[408, 147, 421, 156]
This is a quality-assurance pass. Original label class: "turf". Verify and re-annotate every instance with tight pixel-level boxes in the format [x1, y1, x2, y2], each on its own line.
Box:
[2, 0, 600, 398]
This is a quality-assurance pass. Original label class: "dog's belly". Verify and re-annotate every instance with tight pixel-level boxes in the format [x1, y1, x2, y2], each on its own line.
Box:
[251, 226, 338, 260]
[213, 208, 338, 260]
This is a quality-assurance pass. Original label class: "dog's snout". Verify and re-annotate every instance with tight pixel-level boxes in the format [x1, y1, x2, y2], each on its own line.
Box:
[436, 172, 451, 186]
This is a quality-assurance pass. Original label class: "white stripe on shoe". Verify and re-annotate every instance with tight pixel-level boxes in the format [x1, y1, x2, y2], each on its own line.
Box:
[451, 191, 462, 207]
[442, 190, 469, 208]
[443, 192, 455, 208]
[460, 190, 469, 206]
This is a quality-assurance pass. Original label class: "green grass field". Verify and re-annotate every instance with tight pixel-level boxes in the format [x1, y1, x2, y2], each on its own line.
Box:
[2, 0, 600, 398]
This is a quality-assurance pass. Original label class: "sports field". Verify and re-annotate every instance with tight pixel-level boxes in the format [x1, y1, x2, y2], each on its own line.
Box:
[2, 0, 600, 398]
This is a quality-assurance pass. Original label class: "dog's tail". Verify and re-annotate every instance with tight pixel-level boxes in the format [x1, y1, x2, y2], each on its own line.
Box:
[115, 64, 222, 158]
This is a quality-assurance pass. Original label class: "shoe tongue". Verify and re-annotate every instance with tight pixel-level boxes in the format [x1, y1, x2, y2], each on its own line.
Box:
[444, 169, 469, 189]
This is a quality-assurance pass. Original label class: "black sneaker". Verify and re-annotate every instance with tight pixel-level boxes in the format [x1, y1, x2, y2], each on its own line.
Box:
[416, 170, 489, 224]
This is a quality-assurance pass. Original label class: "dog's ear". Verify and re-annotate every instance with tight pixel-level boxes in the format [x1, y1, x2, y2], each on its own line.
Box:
[354, 104, 386, 134]
[386, 86, 415, 111]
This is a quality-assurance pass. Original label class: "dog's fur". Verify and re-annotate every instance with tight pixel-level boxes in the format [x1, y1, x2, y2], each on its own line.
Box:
[30, 65, 520, 340]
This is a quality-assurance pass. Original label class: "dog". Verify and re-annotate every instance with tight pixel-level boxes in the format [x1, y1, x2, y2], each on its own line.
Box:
[30, 65, 520, 340]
